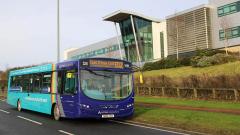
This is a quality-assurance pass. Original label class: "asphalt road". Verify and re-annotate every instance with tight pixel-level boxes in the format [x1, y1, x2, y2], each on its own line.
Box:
[0, 99, 189, 135]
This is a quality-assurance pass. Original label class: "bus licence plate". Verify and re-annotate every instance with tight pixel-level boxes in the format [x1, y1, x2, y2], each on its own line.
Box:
[102, 114, 114, 118]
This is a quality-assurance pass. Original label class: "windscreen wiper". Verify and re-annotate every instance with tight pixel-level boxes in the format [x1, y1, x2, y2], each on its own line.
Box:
[101, 69, 131, 75]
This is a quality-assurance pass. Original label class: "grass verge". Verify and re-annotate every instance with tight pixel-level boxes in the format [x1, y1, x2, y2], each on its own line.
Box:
[133, 106, 240, 135]
[135, 61, 240, 78]
[135, 96, 240, 110]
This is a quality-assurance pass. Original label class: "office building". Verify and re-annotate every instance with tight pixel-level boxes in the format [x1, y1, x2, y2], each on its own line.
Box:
[64, 0, 240, 63]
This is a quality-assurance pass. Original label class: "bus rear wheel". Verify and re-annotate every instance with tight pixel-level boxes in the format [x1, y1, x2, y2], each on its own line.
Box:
[53, 105, 60, 121]
[17, 100, 21, 112]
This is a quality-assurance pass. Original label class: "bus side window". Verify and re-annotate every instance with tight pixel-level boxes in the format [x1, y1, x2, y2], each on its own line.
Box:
[63, 70, 76, 94]
[42, 72, 51, 93]
[10, 76, 16, 88]
[32, 73, 42, 93]
[15, 76, 23, 91]
[22, 75, 30, 92]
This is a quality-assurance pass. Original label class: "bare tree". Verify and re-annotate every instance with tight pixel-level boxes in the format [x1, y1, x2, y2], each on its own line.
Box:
[0, 70, 7, 81]
[220, 16, 231, 55]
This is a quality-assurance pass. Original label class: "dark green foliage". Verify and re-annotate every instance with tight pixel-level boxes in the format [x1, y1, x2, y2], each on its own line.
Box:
[163, 58, 181, 68]
[195, 49, 224, 57]
[142, 57, 183, 71]
[191, 53, 238, 67]
[178, 57, 191, 66]
[141, 62, 154, 71]
[190, 56, 202, 67]
[142, 49, 238, 71]
[142, 57, 192, 71]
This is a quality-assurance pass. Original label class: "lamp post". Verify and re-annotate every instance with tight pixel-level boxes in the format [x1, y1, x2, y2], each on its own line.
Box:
[57, 0, 60, 62]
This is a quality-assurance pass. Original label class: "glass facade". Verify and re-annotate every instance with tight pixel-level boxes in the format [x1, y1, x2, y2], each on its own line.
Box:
[219, 26, 240, 40]
[119, 16, 153, 62]
[218, 1, 240, 17]
[71, 44, 123, 60]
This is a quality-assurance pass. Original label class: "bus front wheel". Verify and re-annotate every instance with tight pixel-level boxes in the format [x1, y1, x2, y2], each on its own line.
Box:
[53, 105, 60, 121]
[17, 100, 21, 112]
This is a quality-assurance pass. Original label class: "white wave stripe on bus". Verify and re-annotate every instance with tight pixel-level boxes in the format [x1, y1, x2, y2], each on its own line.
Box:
[57, 95, 66, 117]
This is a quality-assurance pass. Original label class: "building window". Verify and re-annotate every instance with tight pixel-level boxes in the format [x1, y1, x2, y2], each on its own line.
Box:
[219, 26, 240, 40]
[119, 16, 153, 62]
[218, 1, 240, 17]
[219, 30, 225, 40]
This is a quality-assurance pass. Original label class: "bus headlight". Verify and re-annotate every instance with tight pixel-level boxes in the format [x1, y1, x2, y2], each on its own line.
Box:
[79, 104, 90, 109]
[127, 103, 134, 108]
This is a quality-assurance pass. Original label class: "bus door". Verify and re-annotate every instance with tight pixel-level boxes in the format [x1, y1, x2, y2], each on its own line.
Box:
[29, 73, 52, 114]
[57, 70, 78, 117]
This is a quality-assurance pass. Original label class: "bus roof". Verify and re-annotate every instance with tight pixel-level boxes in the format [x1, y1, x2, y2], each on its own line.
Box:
[9, 58, 131, 76]
[9, 64, 53, 76]
[63, 57, 130, 64]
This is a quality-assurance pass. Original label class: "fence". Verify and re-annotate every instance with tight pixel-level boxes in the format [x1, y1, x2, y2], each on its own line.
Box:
[135, 86, 240, 101]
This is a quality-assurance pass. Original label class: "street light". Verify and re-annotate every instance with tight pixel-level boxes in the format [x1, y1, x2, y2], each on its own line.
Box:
[57, 0, 60, 62]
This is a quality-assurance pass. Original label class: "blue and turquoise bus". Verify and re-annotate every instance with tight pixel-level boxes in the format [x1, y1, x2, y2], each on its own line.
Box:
[7, 58, 134, 120]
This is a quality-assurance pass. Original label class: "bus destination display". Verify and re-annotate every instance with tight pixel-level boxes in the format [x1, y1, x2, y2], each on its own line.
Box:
[89, 60, 124, 69]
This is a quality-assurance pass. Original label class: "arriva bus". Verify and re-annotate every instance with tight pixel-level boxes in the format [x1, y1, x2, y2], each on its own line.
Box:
[7, 58, 134, 120]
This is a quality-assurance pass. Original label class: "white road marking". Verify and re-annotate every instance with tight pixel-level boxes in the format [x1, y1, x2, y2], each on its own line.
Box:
[17, 116, 42, 125]
[109, 120, 189, 135]
[0, 109, 10, 114]
[121, 120, 209, 135]
[58, 130, 75, 135]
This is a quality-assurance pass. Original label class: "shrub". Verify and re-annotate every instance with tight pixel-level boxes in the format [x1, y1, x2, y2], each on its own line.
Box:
[195, 49, 224, 57]
[190, 56, 202, 67]
[212, 53, 237, 63]
[191, 53, 238, 67]
[142, 57, 182, 71]
[141, 62, 154, 71]
[195, 56, 214, 67]
[178, 57, 191, 66]
[163, 58, 181, 68]
[141, 49, 237, 71]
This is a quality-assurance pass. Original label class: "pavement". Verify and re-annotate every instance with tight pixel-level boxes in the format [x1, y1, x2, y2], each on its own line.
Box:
[0, 99, 189, 135]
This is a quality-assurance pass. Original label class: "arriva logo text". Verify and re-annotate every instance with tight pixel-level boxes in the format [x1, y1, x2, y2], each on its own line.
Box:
[25, 97, 48, 103]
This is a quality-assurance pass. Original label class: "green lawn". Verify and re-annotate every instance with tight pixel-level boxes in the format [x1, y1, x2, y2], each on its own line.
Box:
[135, 61, 240, 78]
[135, 96, 240, 110]
[133, 107, 240, 135]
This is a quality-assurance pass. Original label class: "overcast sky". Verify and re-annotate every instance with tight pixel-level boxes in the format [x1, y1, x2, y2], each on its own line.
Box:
[0, 0, 208, 70]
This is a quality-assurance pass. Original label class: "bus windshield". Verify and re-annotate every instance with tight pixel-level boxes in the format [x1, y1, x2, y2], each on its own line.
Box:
[80, 70, 133, 101]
